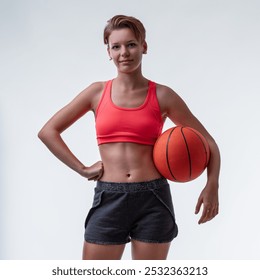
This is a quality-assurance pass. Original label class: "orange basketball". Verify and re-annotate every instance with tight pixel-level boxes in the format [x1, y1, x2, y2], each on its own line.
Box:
[153, 126, 210, 182]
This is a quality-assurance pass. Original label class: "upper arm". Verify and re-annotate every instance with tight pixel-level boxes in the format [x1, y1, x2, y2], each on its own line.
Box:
[40, 82, 104, 134]
[157, 85, 220, 181]
[157, 84, 194, 125]
[157, 84, 214, 141]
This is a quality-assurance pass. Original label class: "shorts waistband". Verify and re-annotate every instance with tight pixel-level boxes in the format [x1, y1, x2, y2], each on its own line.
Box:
[96, 177, 168, 192]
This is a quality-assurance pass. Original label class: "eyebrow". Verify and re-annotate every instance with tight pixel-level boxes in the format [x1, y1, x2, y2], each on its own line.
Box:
[110, 40, 137, 45]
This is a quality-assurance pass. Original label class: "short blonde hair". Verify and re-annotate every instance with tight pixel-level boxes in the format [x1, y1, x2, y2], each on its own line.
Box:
[103, 15, 146, 45]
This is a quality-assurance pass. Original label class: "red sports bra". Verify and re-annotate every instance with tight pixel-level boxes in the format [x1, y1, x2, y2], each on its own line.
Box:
[95, 80, 164, 145]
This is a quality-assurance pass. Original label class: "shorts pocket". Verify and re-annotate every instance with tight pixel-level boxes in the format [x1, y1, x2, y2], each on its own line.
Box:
[84, 189, 104, 229]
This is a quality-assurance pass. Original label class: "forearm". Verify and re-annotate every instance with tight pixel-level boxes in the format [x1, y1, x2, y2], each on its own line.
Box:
[38, 129, 86, 176]
[206, 138, 221, 187]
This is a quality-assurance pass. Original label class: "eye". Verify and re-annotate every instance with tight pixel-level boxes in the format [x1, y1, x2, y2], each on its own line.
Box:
[111, 45, 120, 50]
[128, 43, 137, 48]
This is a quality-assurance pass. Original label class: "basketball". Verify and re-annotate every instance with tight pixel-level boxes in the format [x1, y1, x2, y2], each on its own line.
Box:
[153, 126, 210, 182]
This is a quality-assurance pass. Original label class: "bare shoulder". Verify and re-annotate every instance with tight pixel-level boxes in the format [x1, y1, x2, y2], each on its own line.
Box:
[75, 81, 106, 111]
[156, 83, 180, 100]
[155, 83, 180, 112]
[155, 82, 195, 126]
[82, 81, 106, 99]
[87, 81, 106, 92]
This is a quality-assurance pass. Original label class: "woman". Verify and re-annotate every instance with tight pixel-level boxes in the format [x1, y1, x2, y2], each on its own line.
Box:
[38, 15, 220, 260]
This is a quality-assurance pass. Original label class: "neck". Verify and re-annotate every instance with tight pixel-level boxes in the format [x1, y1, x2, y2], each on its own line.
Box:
[115, 68, 147, 89]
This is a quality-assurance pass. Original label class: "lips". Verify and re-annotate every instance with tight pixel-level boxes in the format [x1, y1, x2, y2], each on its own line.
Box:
[119, 60, 133, 63]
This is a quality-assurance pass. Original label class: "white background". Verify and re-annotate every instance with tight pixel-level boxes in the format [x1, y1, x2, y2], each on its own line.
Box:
[1, 0, 260, 260]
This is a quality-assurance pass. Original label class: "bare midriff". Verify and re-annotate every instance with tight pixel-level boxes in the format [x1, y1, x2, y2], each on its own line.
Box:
[98, 142, 162, 182]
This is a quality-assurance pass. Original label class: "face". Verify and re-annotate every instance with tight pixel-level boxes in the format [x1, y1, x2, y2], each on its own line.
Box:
[107, 28, 147, 73]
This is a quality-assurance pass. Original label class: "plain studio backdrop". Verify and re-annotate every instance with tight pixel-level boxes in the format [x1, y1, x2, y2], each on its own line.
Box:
[1, 0, 259, 260]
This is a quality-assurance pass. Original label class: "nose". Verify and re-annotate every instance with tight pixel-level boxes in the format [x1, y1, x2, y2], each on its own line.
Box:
[121, 46, 130, 57]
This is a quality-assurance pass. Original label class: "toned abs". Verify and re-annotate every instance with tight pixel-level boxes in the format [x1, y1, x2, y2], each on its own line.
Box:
[99, 142, 162, 182]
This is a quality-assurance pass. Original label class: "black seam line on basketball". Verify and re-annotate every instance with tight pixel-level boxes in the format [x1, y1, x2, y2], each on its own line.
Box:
[181, 127, 192, 180]
[166, 127, 177, 181]
[190, 129, 209, 169]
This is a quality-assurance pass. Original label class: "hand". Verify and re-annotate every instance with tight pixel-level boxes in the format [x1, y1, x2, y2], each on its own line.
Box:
[80, 161, 104, 181]
[195, 181, 219, 224]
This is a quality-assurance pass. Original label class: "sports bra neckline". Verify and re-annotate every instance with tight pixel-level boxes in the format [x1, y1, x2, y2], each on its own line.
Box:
[109, 79, 152, 111]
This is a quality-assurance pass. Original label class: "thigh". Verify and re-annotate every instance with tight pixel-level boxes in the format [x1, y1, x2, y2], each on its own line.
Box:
[82, 241, 126, 260]
[131, 240, 171, 260]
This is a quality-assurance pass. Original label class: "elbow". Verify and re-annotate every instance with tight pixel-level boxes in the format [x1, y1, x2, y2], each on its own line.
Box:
[38, 125, 54, 143]
[38, 126, 60, 143]
[38, 127, 47, 142]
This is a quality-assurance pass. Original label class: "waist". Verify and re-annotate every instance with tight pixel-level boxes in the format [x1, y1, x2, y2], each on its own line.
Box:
[96, 177, 168, 192]
[99, 142, 162, 182]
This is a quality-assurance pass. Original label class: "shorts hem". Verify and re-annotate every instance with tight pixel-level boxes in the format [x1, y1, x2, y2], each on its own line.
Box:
[84, 239, 131, 245]
[131, 236, 176, 244]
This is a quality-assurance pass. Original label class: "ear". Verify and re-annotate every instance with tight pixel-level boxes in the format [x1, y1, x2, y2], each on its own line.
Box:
[107, 46, 112, 60]
[143, 41, 148, 54]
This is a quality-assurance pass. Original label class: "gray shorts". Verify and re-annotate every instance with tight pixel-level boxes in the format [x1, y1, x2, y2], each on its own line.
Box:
[84, 178, 178, 245]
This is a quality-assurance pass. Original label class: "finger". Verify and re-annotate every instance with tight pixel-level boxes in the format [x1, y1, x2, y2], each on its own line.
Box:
[198, 211, 207, 224]
[200, 206, 218, 224]
[88, 175, 99, 181]
[88, 169, 104, 181]
[206, 209, 214, 221]
[88, 165, 103, 179]
[198, 206, 211, 224]
[96, 170, 104, 181]
[212, 207, 219, 219]
[208, 204, 218, 219]
[195, 197, 203, 214]
[97, 166, 104, 180]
